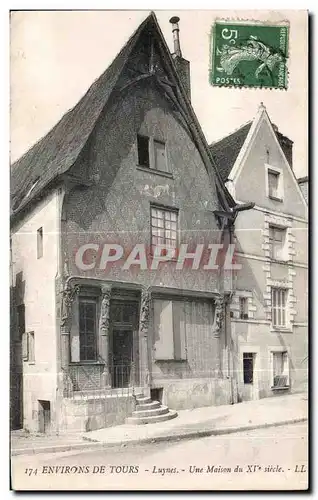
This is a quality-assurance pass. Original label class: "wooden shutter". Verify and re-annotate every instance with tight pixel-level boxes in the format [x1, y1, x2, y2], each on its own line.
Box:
[153, 300, 174, 360]
[153, 140, 167, 172]
[172, 301, 187, 360]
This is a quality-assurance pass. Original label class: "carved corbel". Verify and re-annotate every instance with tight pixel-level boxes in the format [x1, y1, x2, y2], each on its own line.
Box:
[99, 284, 112, 335]
[213, 296, 225, 337]
[60, 284, 80, 332]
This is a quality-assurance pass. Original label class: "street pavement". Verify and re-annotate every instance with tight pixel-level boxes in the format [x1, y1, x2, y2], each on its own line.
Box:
[11, 423, 308, 491]
[11, 392, 307, 456]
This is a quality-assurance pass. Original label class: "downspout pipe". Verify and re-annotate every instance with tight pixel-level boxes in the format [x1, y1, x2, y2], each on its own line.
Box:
[225, 202, 255, 404]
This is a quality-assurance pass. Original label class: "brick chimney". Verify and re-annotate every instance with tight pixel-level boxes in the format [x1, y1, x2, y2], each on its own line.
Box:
[169, 16, 191, 101]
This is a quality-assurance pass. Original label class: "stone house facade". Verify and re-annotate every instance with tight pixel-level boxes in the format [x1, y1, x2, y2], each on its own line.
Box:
[210, 103, 308, 402]
[10, 13, 238, 433]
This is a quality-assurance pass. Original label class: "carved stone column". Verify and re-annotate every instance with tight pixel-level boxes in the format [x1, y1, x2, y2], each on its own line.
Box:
[99, 284, 112, 387]
[60, 284, 79, 395]
[139, 289, 151, 396]
[213, 296, 225, 377]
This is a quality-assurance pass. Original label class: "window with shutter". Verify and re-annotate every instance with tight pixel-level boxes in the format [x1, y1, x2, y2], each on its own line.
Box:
[153, 299, 187, 361]
[153, 140, 167, 172]
[272, 351, 289, 387]
[271, 288, 287, 327]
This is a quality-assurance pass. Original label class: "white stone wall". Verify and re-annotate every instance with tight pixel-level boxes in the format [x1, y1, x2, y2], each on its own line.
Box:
[11, 190, 60, 432]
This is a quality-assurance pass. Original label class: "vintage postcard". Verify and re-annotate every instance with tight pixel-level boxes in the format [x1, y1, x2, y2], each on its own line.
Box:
[10, 9, 308, 491]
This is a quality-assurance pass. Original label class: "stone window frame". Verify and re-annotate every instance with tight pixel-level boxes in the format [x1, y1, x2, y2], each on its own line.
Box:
[271, 287, 288, 328]
[230, 290, 257, 320]
[262, 213, 297, 331]
[268, 225, 287, 261]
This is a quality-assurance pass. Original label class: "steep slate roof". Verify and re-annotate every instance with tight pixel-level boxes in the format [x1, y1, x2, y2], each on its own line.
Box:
[11, 12, 234, 219]
[209, 123, 252, 182]
[209, 120, 293, 182]
[10, 15, 150, 215]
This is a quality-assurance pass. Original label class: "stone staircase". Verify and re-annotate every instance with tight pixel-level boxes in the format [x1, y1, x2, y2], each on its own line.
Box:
[126, 394, 178, 425]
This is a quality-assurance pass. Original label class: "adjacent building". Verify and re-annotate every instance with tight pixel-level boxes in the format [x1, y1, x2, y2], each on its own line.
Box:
[210, 103, 308, 402]
[297, 176, 309, 204]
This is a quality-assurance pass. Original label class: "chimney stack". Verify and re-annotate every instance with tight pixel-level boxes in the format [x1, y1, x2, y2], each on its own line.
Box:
[169, 16, 182, 57]
[169, 16, 191, 101]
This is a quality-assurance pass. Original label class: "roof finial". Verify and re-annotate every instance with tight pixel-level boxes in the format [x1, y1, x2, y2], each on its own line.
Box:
[259, 101, 265, 110]
[169, 16, 182, 57]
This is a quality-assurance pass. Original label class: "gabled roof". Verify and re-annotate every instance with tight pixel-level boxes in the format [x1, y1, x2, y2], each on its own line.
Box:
[10, 14, 152, 215]
[209, 123, 252, 182]
[209, 115, 293, 183]
[11, 12, 234, 220]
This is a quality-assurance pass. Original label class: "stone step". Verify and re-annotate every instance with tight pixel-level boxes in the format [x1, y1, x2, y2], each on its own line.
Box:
[132, 405, 169, 418]
[136, 400, 161, 411]
[135, 395, 152, 404]
[126, 409, 178, 425]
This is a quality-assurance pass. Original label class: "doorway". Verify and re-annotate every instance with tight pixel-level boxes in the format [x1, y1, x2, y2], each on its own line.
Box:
[242, 352, 258, 401]
[38, 400, 51, 433]
[110, 300, 139, 388]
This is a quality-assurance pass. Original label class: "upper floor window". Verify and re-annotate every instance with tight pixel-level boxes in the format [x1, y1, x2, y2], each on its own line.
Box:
[137, 135, 168, 173]
[268, 171, 279, 197]
[153, 140, 167, 172]
[271, 288, 287, 328]
[266, 165, 283, 201]
[151, 206, 178, 249]
[37, 227, 43, 259]
[137, 135, 150, 168]
[78, 298, 97, 361]
[269, 226, 286, 260]
[239, 297, 248, 319]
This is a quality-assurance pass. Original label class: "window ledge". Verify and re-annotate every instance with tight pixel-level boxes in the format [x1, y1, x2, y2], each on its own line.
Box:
[154, 358, 187, 363]
[270, 327, 293, 333]
[271, 386, 290, 391]
[137, 165, 173, 179]
[69, 361, 103, 365]
[269, 195, 283, 203]
[270, 258, 289, 264]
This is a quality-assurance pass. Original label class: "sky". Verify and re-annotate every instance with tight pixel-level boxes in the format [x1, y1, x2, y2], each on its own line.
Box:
[10, 9, 308, 177]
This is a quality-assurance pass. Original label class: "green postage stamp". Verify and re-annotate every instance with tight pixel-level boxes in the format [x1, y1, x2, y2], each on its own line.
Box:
[210, 21, 289, 89]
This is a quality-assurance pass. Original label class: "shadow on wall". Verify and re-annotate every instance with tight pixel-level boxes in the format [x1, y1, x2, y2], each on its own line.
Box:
[10, 271, 26, 430]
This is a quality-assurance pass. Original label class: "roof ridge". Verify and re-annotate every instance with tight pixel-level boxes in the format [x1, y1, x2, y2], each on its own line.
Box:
[209, 120, 252, 147]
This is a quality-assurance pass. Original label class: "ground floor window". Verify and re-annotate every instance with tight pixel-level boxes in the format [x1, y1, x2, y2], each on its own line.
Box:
[272, 351, 289, 388]
[243, 352, 255, 384]
[79, 298, 97, 361]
